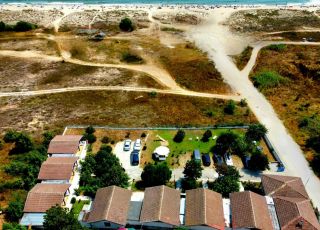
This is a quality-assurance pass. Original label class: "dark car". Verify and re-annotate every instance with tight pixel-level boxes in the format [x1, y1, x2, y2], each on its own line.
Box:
[131, 153, 139, 166]
[202, 154, 211, 166]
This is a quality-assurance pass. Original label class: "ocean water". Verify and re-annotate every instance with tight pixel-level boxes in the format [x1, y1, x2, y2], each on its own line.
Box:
[0, 0, 316, 6]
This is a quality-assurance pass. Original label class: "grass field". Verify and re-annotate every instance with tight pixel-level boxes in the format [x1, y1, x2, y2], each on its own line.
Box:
[72, 200, 90, 217]
[250, 45, 320, 161]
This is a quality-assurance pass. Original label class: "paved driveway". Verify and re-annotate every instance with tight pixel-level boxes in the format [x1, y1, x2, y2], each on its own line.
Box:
[114, 141, 143, 181]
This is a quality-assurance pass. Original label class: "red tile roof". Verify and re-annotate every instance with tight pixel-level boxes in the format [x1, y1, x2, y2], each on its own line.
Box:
[230, 191, 273, 230]
[140, 185, 180, 226]
[47, 135, 82, 154]
[86, 186, 132, 225]
[185, 188, 225, 230]
[37, 157, 78, 180]
[261, 174, 309, 200]
[23, 183, 70, 213]
[273, 196, 320, 230]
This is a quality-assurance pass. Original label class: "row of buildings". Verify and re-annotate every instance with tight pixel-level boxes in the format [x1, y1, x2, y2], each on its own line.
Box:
[20, 135, 86, 227]
[79, 174, 320, 230]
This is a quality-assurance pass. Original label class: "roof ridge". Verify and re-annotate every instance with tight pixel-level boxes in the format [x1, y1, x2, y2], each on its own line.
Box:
[248, 191, 257, 227]
[105, 186, 115, 220]
[203, 189, 207, 225]
[286, 181, 308, 199]
[158, 186, 164, 221]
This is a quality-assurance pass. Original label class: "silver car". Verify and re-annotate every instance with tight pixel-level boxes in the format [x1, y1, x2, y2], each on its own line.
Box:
[123, 139, 131, 151]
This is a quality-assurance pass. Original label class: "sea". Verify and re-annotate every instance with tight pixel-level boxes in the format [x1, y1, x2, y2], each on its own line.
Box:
[0, 0, 319, 7]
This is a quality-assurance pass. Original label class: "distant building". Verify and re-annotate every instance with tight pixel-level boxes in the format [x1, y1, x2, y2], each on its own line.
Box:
[47, 135, 83, 157]
[20, 183, 70, 227]
[38, 157, 78, 183]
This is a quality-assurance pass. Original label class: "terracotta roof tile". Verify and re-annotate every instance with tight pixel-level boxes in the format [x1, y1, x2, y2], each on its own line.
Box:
[185, 188, 225, 229]
[140, 185, 180, 226]
[230, 191, 273, 230]
[38, 157, 78, 180]
[274, 196, 320, 230]
[47, 135, 82, 154]
[86, 186, 132, 225]
[23, 184, 70, 213]
[261, 174, 309, 200]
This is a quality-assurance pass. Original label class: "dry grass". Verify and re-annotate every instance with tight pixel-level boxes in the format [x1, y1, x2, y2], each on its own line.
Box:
[232, 46, 253, 70]
[267, 31, 320, 42]
[250, 45, 320, 158]
[0, 91, 257, 133]
[0, 57, 164, 92]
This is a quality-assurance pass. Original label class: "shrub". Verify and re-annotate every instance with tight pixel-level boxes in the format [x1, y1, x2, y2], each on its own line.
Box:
[14, 21, 37, 32]
[224, 100, 236, 115]
[252, 71, 288, 90]
[141, 132, 147, 138]
[0, 21, 5, 32]
[119, 18, 134, 32]
[2, 223, 27, 230]
[85, 126, 95, 134]
[310, 154, 320, 176]
[5, 195, 25, 222]
[101, 136, 110, 144]
[0, 139, 4, 150]
[201, 130, 212, 142]
[181, 178, 198, 192]
[149, 91, 157, 97]
[121, 52, 143, 64]
[248, 153, 269, 171]
[306, 136, 320, 153]
[83, 133, 96, 144]
[173, 130, 185, 143]
[4, 130, 19, 143]
[183, 159, 203, 180]
[242, 181, 263, 195]
[245, 124, 268, 142]
[70, 197, 76, 204]
[141, 162, 172, 187]
[240, 98, 247, 107]
[267, 44, 287, 52]
[208, 176, 240, 198]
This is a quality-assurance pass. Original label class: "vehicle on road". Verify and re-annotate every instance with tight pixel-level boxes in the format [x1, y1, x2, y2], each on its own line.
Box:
[123, 139, 131, 151]
[202, 154, 211, 166]
[131, 153, 139, 166]
[133, 139, 142, 151]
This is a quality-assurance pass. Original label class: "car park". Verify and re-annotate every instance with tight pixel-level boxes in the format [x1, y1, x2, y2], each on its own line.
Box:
[133, 139, 142, 151]
[202, 154, 211, 166]
[123, 139, 131, 151]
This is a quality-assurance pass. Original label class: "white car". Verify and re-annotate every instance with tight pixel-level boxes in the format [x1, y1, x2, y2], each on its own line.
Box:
[123, 139, 131, 151]
[224, 153, 233, 166]
[133, 139, 142, 151]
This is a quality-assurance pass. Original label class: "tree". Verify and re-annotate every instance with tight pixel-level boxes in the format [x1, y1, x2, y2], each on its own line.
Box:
[306, 136, 320, 153]
[245, 124, 268, 142]
[42, 131, 54, 148]
[79, 146, 129, 196]
[13, 21, 37, 32]
[224, 100, 236, 115]
[2, 223, 27, 230]
[5, 194, 25, 222]
[3, 130, 19, 143]
[208, 176, 240, 198]
[0, 21, 5, 32]
[201, 130, 212, 142]
[216, 165, 240, 179]
[213, 131, 239, 156]
[173, 130, 185, 143]
[3, 131, 34, 155]
[141, 162, 172, 187]
[43, 205, 86, 230]
[248, 153, 269, 171]
[181, 178, 198, 191]
[310, 154, 320, 176]
[183, 159, 203, 180]
[85, 126, 95, 135]
[119, 17, 134, 32]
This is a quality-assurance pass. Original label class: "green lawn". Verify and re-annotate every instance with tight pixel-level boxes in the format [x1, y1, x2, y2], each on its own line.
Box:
[72, 200, 90, 217]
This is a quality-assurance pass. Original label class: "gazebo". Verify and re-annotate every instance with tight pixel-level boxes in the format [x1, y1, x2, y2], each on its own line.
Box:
[153, 146, 170, 161]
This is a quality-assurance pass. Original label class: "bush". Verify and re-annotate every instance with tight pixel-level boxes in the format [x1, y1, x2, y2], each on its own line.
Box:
[208, 176, 240, 198]
[101, 136, 110, 144]
[83, 133, 96, 144]
[121, 52, 143, 64]
[245, 124, 268, 142]
[306, 136, 320, 153]
[181, 178, 198, 192]
[253, 71, 288, 90]
[310, 154, 320, 176]
[149, 91, 157, 97]
[240, 98, 247, 107]
[183, 159, 203, 180]
[173, 130, 185, 143]
[248, 153, 269, 171]
[224, 100, 236, 115]
[242, 181, 263, 195]
[0, 21, 5, 32]
[2, 223, 26, 230]
[70, 197, 76, 204]
[4, 130, 19, 143]
[119, 17, 134, 32]
[5, 195, 25, 222]
[85, 126, 95, 135]
[141, 132, 147, 138]
[267, 44, 287, 52]
[0, 139, 4, 150]
[201, 130, 212, 142]
[141, 162, 172, 187]
[14, 21, 37, 32]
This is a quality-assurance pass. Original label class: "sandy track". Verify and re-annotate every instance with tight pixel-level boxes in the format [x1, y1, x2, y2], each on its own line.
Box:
[189, 20, 320, 208]
[0, 86, 240, 100]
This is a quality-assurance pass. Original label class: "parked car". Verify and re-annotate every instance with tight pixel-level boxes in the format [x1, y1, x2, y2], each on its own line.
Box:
[202, 154, 211, 166]
[123, 139, 131, 151]
[193, 149, 201, 162]
[131, 153, 139, 166]
[132, 149, 140, 156]
[133, 139, 142, 151]
[213, 154, 223, 165]
[224, 153, 233, 166]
